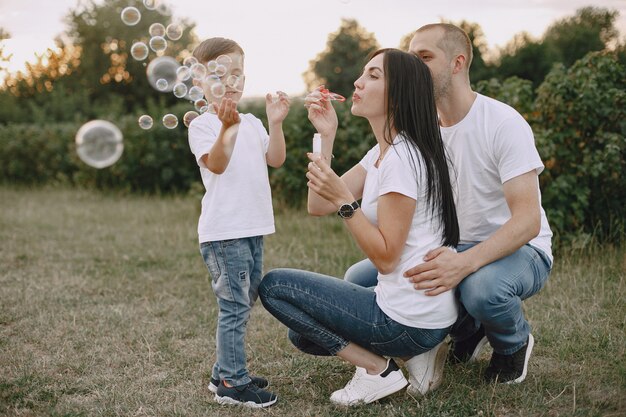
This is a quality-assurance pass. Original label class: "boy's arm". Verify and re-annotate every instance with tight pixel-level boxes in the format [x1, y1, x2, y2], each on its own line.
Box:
[201, 99, 240, 174]
[265, 92, 290, 168]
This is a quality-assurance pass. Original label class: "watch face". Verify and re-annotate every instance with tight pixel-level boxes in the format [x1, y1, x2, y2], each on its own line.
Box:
[338, 203, 355, 218]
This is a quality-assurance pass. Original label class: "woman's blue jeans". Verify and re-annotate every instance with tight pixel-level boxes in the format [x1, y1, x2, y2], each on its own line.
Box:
[344, 244, 552, 355]
[258, 268, 450, 358]
[200, 236, 264, 387]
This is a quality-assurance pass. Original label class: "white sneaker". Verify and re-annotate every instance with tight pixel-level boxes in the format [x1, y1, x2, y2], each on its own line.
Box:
[405, 341, 449, 396]
[330, 359, 408, 406]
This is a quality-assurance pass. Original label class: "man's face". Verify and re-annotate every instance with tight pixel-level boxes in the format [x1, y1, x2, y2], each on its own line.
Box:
[409, 29, 452, 101]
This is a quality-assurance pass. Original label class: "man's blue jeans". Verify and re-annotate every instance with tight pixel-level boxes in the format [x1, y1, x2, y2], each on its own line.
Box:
[344, 244, 552, 355]
[258, 268, 450, 358]
[200, 236, 264, 387]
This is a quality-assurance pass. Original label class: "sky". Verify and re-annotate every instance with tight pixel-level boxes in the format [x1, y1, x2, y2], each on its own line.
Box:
[1, 0, 625, 97]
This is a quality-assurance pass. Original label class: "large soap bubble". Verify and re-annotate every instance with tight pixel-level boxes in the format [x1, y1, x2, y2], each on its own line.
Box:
[75, 120, 124, 169]
[146, 56, 180, 92]
[121, 7, 141, 26]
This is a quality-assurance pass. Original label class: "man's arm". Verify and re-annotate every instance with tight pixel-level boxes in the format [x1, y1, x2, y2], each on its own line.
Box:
[405, 170, 541, 295]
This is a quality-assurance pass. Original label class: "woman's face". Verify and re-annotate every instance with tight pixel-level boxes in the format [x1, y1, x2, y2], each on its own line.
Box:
[351, 53, 386, 120]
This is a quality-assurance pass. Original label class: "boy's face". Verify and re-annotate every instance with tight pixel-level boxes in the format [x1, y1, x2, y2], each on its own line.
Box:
[198, 51, 245, 105]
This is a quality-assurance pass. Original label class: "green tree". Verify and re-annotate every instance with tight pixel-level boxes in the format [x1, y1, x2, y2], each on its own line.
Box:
[303, 19, 379, 98]
[496, 32, 554, 87]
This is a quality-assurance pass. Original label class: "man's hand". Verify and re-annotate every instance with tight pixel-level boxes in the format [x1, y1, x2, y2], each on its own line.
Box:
[404, 247, 475, 296]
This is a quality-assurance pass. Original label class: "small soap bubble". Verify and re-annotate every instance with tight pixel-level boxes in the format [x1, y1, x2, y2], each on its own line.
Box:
[121, 7, 141, 26]
[166, 23, 183, 41]
[226, 74, 244, 91]
[176, 66, 191, 81]
[138, 115, 153, 130]
[143, 0, 158, 10]
[215, 54, 232, 69]
[194, 98, 207, 112]
[183, 56, 198, 67]
[188, 86, 204, 101]
[130, 42, 149, 61]
[156, 78, 168, 91]
[146, 56, 180, 92]
[183, 111, 199, 127]
[149, 36, 167, 53]
[75, 120, 124, 169]
[214, 64, 227, 77]
[210, 82, 226, 98]
[162, 114, 178, 129]
[172, 82, 188, 98]
[190, 63, 207, 80]
[148, 22, 166, 37]
[206, 60, 218, 73]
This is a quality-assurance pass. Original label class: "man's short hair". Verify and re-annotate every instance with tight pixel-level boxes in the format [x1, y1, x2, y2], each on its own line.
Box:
[417, 23, 473, 71]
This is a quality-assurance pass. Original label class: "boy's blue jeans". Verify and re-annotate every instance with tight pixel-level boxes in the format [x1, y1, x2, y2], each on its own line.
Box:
[200, 236, 264, 387]
[258, 268, 450, 358]
[344, 243, 552, 355]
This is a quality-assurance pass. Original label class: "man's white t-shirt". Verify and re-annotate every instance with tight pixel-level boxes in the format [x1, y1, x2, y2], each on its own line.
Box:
[441, 93, 553, 262]
[359, 136, 458, 329]
[188, 112, 275, 243]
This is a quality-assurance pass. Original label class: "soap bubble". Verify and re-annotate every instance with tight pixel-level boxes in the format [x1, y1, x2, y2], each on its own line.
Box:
[210, 82, 226, 98]
[188, 86, 204, 101]
[75, 120, 123, 169]
[226, 75, 244, 91]
[156, 78, 168, 91]
[214, 64, 227, 77]
[206, 60, 218, 73]
[176, 66, 191, 81]
[162, 114, 178, 129]
[149, 22, 166, 37]
[130, 42, 149, 61]
[143, 0, 158, 10]
[156, 3, 171, 16]
[121, 7, 141, 26]
[166, 23, 183, 40]
[216, 54, 232, 69]
[190, 63, 207, 80]
[146, 56, 179, 92]
[183, 56, 198, 67]
[183, 111, 200, 127]
[138, 115, 153, 130]
[172, 82, 188, 98]
[194, 98, 207, 112]
[149, 36, 167, 53]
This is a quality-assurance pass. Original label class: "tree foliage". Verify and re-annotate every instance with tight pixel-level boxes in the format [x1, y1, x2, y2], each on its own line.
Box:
[303, 19, 379, 98]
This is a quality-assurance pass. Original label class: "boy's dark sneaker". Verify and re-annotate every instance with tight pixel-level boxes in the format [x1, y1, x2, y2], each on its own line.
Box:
[208, 375, 269, 393]
[484, 334, 534, 384]
[449, 324, 488, 364]
[215, 381, 277, 408]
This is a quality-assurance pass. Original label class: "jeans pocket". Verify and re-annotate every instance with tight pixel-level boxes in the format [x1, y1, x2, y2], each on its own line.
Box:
[370, 331, 429, 357]
[200, 242, 221, 283]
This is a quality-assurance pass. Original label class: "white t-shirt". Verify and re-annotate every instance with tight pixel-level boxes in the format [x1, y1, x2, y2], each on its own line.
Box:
[187, 112, 275, 243]
[441, 93, 553, 262]
[359, 136, 458, 329]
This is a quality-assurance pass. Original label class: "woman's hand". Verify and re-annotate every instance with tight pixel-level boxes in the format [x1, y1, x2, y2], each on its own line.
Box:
[266, 91, 290, 125]
[306, 152, 353, 207]
[305, 86, 338, 138]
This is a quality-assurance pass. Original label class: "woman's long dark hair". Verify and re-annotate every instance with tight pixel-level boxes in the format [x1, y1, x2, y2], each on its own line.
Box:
[372, 48, 459, 246]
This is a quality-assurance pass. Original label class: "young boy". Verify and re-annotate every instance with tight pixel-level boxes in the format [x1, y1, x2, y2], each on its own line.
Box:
[187, 37, 290, 408]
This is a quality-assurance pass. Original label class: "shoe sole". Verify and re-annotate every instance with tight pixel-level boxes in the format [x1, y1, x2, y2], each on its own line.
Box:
[215, 394, 277, 408]
[407, 341, 449, 396]
[505, 334, 534, 384]
[330, 373, 408, 406]
[468, 335, 489, 363]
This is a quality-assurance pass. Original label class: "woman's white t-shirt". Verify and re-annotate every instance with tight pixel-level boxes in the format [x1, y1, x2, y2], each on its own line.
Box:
[187, 112, 275, 243]
[359, 136, 458, 329]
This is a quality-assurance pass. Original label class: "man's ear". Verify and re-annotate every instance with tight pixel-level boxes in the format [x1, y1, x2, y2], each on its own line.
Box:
[452, 54, 467, 75]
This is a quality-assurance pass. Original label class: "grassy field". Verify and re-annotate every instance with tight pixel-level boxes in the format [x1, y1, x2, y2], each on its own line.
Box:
[0, 186, 624, 417]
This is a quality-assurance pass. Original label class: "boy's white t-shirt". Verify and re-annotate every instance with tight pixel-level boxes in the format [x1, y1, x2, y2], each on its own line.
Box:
[188, 112, 275, 243]
[441, 94, 553, 263]
[359, 136, 458, 329]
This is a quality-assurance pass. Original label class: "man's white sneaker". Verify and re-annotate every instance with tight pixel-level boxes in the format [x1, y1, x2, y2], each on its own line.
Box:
[405, 341, 449, 396]
[330, 358, 408, 406]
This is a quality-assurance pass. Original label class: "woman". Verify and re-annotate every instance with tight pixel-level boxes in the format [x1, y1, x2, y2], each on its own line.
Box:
[258, 48, 459, 406]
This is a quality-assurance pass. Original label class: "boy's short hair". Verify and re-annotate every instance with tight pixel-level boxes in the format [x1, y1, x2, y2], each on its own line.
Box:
[192, 37, 244, 63]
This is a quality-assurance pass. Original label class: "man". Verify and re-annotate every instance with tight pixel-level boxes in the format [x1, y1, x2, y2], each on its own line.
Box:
[345, 23, 553, 390]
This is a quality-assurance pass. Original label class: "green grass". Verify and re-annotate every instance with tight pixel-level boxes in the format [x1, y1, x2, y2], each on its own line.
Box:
[0, 186, 624, 417]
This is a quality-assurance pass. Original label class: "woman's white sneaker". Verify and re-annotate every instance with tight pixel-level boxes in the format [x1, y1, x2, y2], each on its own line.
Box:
[330, 358, 408, 406]
[405, 341, 449, 395]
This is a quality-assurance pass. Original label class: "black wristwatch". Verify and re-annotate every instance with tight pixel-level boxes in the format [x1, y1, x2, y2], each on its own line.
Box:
[337, 201, 360, 219]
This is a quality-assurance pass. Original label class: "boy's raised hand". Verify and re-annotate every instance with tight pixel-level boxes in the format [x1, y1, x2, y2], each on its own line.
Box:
[265, 91, 291, 124]
[215, 98, 240, 129]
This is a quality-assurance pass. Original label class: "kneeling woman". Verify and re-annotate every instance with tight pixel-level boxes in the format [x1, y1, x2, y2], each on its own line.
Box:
[259, 48, 459, 406]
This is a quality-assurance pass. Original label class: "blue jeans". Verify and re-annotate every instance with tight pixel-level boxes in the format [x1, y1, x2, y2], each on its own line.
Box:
[344, 244, 552, 355]
[200, 236, 264, 387]
[258, 268, 450, 358]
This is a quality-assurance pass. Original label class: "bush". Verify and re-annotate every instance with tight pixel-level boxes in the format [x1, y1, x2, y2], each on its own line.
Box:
[534, 51, 626, 243]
